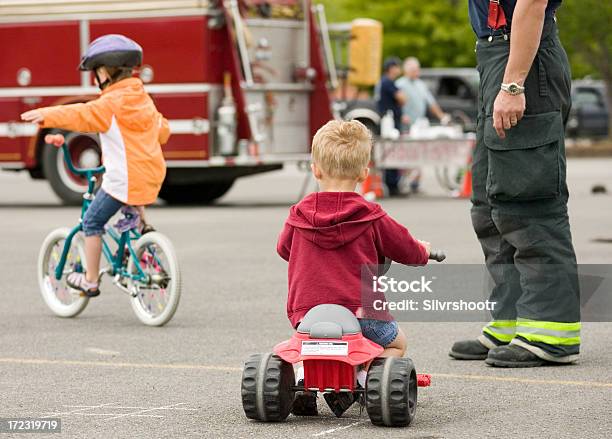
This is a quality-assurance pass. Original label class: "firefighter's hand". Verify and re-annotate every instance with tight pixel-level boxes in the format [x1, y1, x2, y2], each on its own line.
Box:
[44, 134, 65, 147]
[493, 90, 525, 139]
[418, 240, 431, 257]
[21, 109, 44, 124]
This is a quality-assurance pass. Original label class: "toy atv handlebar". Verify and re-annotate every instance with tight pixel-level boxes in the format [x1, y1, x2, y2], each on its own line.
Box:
[429, 250, 446, 262]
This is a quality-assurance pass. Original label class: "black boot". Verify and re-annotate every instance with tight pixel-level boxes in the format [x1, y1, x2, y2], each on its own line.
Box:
[485, 344, 545, 368]
[323, 392, 355, 418]
[291, 380, 318, 416]
[449, 339, 491, 360]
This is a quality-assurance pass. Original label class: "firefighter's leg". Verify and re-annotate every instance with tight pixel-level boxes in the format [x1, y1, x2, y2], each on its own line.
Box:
[488, 210, 581, 363]
[486, 23, 580, 365]
[472, 114, 522, 348]
[449, 111, 522, 360]
[486, 210, 581, 365]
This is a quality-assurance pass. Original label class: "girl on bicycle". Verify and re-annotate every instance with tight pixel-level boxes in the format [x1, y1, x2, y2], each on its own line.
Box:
[21, 34, 170, 297]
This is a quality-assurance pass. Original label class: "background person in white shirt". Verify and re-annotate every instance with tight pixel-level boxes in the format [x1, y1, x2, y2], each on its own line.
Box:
[395, 57, 450, 192]
[396, 57, 450, 131]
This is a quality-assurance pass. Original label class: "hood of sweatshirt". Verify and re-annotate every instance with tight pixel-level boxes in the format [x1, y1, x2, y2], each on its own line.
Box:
[287, 192, 387, 249]
[102, 77, 156, 131]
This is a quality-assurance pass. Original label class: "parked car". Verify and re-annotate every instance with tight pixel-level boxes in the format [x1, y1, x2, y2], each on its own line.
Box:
[420, 68, 480, 132]
[567, 80, 609, 138]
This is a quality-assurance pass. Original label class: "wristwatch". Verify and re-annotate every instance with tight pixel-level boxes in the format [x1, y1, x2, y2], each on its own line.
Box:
[501, 82, 525, 96]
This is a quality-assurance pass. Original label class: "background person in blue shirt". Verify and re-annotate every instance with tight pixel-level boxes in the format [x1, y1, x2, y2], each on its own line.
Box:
[374, 57, 406, 196]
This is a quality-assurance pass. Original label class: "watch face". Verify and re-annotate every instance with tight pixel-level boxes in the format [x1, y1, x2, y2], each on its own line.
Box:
[509, 84, 519, 94]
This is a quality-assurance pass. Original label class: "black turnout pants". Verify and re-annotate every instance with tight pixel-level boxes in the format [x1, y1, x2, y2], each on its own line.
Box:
[472, 19, 581, 359]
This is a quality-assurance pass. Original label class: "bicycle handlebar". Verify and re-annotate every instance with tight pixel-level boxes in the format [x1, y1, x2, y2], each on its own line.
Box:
[60, 143, 105, 176]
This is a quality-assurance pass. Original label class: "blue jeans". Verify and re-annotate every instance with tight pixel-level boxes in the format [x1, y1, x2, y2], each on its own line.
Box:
[359, 319, 399, 348]
[82, 189, 124, 237]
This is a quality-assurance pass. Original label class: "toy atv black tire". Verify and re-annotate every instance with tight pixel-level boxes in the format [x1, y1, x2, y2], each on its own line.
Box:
[241, 353, 295, 422]
[365, 357, 417, 427]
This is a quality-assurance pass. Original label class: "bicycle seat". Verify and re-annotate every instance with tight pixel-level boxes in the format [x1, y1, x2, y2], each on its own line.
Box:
[297, 304, 361, 339]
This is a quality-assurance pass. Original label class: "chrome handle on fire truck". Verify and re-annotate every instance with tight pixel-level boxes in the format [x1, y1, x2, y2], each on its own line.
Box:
[314, 4, 338, 90]
[302, 0, 310, 71]
[226, 0, 254, 87]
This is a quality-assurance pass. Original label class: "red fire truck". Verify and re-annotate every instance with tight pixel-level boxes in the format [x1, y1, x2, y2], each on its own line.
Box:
[0, 0, 341, 204]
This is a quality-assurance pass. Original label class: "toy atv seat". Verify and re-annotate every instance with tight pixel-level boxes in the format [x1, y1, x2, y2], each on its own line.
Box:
[241, 304, 425, 427]
[297, 304, 362, 339]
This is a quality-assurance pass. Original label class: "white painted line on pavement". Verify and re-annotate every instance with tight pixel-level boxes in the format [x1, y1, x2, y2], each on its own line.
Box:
[432, 372, 612, 388]
[104, 402, 189, 421]
[65, 404, 198, 411]
[2, 357, 611, 389]
[312, 421, 367, 437]
[0, 357, 241, 372]
[85, 347, 121, 356]
[67, 413, 164, 418]
[41, 403, 198, 421]
[41, 402, 117, 419]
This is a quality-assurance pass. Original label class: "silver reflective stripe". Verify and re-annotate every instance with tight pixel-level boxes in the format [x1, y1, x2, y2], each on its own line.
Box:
[477, 334, 497, 350]
[484, 325, 516, 335]
[516, 326, 580, 339]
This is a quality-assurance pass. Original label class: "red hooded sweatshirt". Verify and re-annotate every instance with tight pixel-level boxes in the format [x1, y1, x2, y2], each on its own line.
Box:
[277, 191, 428, 328]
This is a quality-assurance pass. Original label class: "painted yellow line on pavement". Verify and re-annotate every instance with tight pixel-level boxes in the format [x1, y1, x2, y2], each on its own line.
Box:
[432, 372, 612, 388]
[1, 358, 611, 388]
[0, 357, 241, 372]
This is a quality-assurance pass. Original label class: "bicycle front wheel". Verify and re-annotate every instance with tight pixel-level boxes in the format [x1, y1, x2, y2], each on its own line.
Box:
[37, 228, 89, 317]
[127, 232, 181, 326]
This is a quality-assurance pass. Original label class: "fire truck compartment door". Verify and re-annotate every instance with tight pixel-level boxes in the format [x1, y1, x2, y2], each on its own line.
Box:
[244, 90, 309, 155]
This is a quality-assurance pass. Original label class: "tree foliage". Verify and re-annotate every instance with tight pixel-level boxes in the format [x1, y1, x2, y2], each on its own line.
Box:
[557, 0, 611, 81]
[317, 0, 610, 81]
[317, 0, 476, 68]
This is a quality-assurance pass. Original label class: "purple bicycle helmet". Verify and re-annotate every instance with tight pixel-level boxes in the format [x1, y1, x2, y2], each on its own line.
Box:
[78, 34, 143, 71]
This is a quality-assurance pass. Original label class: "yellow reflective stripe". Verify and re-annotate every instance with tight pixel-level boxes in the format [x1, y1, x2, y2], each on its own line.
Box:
[483, 326, 514, 342]
[516, 332, 581, 346]
[487, 320, 516, 328]
[516, 319, 581, 332]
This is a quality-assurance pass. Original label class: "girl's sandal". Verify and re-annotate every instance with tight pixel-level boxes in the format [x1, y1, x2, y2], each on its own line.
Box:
[141, 223, 156, 234]
[66, 272, 100, 297]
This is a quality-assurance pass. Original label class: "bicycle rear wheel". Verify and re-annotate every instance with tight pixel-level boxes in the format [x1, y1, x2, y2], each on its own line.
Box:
[127, 232, 181, 326]
[37, 228, 89, 317]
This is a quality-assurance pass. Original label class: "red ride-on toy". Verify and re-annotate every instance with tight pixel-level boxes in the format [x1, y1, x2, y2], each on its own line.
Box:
[241, 251, 444, 426]
[242, 305, 429, 427]
[241, 304, 430, 426]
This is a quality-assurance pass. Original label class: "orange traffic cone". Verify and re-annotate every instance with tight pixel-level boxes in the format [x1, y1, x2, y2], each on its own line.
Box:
[457, 161, 473, 199]
[361, 165, 385, 200]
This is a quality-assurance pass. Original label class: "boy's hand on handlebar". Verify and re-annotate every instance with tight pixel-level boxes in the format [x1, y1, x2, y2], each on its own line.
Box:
[44, 134, 65, 147]
[418, 240, 431, 257]
[21, 109, 44, 124]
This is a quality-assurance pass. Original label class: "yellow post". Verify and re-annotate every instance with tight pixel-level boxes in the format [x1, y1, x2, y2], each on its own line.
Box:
[348, 18, 383, 87]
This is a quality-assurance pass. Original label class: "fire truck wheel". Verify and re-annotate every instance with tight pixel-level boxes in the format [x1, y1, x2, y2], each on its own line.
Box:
[241, 353, 295, 422]
[42, 130, 102, 205]
[159, 181, 234, 204]
[365, 357, 417, 427]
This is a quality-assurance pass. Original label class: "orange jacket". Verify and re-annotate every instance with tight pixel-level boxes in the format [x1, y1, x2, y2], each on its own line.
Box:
[40, 77, 169, 205]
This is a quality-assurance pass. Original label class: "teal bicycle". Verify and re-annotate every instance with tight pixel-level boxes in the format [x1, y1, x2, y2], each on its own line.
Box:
[37, 142, 181, 326]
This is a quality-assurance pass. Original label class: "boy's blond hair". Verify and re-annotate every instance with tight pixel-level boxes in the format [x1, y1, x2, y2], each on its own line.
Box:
[311, 119, 372, 179]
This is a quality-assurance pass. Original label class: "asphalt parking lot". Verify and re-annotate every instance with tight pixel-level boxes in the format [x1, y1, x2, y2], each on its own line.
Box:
[1, 159, 611, 438]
